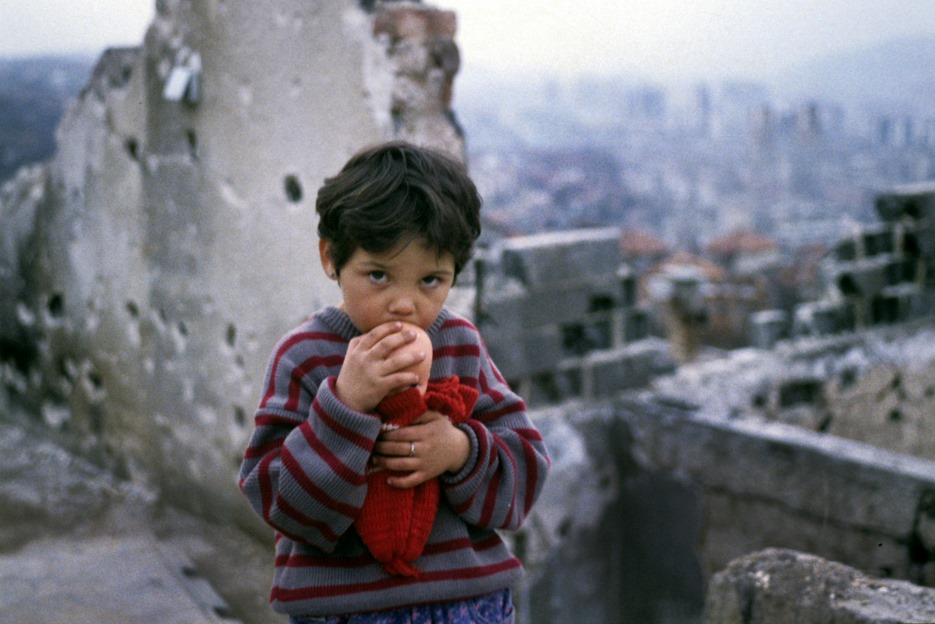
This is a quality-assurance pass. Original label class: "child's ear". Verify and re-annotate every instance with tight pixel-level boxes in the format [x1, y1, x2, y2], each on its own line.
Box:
[319, 240, 337, 280]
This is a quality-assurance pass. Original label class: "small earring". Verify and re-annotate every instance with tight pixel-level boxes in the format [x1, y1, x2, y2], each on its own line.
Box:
[329, 272, 336, 279]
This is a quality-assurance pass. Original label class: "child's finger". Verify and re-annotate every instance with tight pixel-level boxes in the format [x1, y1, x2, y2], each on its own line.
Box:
[372, 437, 417, 458]
[375, 328, 420, 360]
[382, 348, 426, 375]
[360, 321, 405, 349]
[386, 471, 430, 489]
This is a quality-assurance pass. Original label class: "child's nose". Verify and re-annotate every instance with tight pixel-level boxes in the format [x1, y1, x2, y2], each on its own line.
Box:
[388, 293, 415, 316]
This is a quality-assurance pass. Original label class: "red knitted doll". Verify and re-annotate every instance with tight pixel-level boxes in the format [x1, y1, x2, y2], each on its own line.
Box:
[354, 324, 479, 577]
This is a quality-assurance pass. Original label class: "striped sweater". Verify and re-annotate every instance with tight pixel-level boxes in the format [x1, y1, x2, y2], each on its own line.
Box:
[238, 305, 550, 616]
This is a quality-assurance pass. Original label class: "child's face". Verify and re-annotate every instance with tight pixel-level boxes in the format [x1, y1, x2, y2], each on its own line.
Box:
[320, 238, 455, 333]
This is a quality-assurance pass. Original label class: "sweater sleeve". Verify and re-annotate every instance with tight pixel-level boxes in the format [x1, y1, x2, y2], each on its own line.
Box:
[438, 322, 551, 532]
[238, 330, 381, 552]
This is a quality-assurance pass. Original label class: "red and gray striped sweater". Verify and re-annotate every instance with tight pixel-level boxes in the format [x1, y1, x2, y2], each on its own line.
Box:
[238, 306, 550, 616]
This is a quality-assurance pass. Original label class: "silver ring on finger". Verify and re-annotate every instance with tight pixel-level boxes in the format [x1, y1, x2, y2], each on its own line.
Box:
[409, 441, 416, 458]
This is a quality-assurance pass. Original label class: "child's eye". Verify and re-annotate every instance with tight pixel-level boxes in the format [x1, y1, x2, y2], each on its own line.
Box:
[421, 275, 443, 287]
[368, 271, 388, 283]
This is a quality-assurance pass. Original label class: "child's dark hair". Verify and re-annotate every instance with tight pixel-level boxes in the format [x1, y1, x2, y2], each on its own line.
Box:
[316, 141, 482, 277]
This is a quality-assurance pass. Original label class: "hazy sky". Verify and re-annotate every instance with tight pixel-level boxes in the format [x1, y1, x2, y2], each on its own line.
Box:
[3, 1, 935, 82]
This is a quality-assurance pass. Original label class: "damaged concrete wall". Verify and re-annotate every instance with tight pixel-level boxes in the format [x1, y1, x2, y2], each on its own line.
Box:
[477, 228, 672, 406]
[507, 182, 935, 621]
[522, 394, 935, 623]
[0, 0, 465, 530]
[652, 322, 935, 461]
[652, 186, 935, 463]
[516, 403, 706, 624]
[751, 182, 935, 344]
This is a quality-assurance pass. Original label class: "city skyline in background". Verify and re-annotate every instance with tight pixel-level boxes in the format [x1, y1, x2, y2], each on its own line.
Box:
[2, 0, 935, 84]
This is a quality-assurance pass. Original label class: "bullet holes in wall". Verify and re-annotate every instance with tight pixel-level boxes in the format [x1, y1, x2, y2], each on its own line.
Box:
[284, 175, 303, 203]
[838, 367, 857, 391]
[83, 365, 102, 390]
[234, 405, 246, 427]
[125, 137, 140, 161]
[186, 130, 198, 160]
[777, 378, 824, 409]
[47, 293, 65, 318]
[391, 106, 404, 133]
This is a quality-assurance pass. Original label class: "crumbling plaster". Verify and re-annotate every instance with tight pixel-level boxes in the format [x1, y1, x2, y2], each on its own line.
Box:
[0, 0, 465, 530]
[652, 321, 935, 461]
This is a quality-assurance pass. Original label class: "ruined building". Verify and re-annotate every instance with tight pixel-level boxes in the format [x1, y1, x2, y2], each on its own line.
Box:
[502, 185, 935, 622]
[2, 1, 935, 623]
[0, 0, 464, 530]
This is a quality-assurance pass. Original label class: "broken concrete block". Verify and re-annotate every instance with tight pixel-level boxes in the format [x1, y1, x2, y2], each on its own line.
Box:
[749, 309, 788, 349]
[521, 284, 600, 327]
[908, 290, 935, 319]
[862, 228, 895, 257]
[835, 237, 859, 262]
[912, 221, 935, 257]
[482, 286, 528, 334]
[583, 345, 667, 399]
[497, 228, 621, 289]
[703, 548, 935, 624]
[622, 307, 651, 342]
[836, 257, 889, 298]
[793, 300, 853, 336]
[485, 324, 564, 380]
[884, 259, 918, 286]
[616, 264, 638, 307]
[875, 182, 935, 223]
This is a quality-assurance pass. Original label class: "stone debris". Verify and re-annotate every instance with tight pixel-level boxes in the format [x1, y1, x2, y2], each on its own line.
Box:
[0, 422, 136, 551]
[704, 548, 935, 624]
[652, 321, 935, 460]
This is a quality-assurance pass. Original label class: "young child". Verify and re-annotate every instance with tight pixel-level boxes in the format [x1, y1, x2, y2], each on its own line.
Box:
[238, 141, 550, 623]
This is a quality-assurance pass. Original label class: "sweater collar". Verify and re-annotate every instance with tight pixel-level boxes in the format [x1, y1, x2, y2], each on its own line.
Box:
[317, 305, 448, 341]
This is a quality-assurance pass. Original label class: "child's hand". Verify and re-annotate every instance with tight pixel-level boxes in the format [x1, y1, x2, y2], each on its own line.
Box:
[335, 322, 427, 413]
[372, 411, 471, 488]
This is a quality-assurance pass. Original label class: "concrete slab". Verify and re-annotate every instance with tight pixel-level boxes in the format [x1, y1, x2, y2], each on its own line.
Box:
[0, 534, 238, 624]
